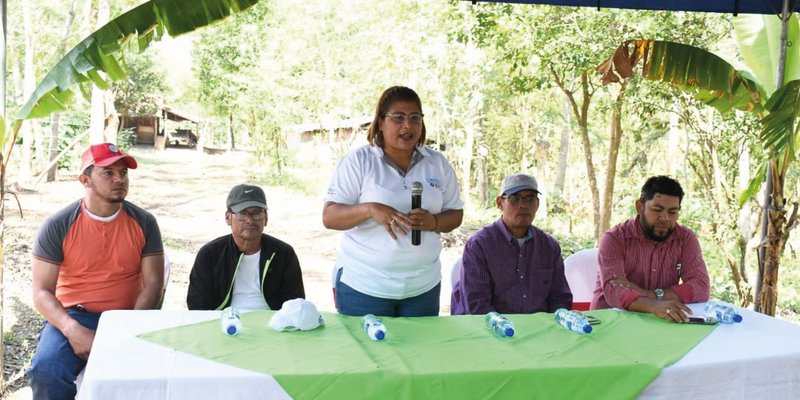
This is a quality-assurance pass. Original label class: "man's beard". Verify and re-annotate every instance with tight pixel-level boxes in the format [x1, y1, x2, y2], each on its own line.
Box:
[639, 218, 674, 242]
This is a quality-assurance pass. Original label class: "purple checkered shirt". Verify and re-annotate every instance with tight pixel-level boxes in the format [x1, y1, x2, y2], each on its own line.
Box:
[451, 218, 572, 315]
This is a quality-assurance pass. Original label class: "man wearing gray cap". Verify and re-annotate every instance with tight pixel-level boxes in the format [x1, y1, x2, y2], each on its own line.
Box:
[187, 184, 305, 310]
[451, 173, 572, 315]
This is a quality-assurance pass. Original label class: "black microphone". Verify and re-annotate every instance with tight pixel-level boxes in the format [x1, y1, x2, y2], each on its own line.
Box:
[411, 181, 423, 246]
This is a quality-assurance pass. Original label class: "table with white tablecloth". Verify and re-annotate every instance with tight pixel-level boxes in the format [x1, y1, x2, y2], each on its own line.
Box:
[641, 303, 800, 399]
[76, 310, 292, 400]
[77, 303, 800, 400]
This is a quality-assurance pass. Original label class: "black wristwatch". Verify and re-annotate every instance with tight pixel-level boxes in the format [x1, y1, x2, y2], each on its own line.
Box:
[654, 288, 664, 301]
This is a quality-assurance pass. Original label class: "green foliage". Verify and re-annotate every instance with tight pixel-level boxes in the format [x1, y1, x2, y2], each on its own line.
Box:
[18, 0, 799, 319]
[554, 232, 598, 259]
[16, 0, 260, 122]
[258, 166, 317, 197]
[52, 111, 91, 169]
[760, 80, 800, 159]
[0, 114, 5, 150]
[113, 52, 169, 115]
[777, 253, 800, 322]
[117, 127, 138, 152]
[601, 40, 766, 114]
[536, 215, 597, 258]
[597, 15, 800, 315]
[733, 14, 800, 97]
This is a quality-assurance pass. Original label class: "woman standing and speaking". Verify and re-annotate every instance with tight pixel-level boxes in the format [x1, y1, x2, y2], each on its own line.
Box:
[323, 86, 464, 317]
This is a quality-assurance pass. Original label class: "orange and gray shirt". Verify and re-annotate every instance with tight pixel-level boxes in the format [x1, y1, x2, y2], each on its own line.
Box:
[33, 199, 163, 313]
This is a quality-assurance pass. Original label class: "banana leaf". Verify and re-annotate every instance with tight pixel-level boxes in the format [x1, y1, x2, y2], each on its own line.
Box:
[760, 79, 800, 158]
[15, 0, 259, 122]
[733, 13, 800, 97]
[597, 40, 766, 114]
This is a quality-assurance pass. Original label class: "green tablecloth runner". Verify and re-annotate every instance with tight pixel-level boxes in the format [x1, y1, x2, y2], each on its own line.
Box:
[139, 309, 715, 399]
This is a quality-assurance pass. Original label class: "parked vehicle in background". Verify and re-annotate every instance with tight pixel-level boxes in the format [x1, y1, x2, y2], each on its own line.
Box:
[168, 128, 198, 148]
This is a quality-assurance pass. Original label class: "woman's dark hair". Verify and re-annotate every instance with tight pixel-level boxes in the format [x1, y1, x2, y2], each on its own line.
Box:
[640, 175, 684, 204]
[366, 86, 426, 147]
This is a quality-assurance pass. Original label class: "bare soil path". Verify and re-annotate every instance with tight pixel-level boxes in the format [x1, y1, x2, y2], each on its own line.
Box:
[2, 145, 466, 398]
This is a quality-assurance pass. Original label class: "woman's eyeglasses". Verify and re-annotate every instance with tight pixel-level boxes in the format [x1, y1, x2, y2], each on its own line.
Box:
[384, 113, 424, 124]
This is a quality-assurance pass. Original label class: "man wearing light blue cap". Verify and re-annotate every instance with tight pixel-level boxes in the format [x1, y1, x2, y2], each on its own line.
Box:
[451, 173, 572, 315]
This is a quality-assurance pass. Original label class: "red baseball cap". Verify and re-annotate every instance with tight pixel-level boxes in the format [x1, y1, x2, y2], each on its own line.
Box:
[80, 143, 138, 171]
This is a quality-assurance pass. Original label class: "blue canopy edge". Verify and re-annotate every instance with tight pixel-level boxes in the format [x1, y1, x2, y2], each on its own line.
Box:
[468, 0, 799, 16]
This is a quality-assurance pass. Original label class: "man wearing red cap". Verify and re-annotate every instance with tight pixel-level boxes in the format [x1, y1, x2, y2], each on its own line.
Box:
[29, 143, 165, 399]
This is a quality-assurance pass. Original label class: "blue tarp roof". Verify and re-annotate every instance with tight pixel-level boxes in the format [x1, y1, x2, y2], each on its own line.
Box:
[469, 0, 799, 15]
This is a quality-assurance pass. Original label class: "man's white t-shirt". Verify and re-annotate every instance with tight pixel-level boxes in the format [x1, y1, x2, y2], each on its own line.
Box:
[325, 144, 464, 299]
[230, 252, 270, 310]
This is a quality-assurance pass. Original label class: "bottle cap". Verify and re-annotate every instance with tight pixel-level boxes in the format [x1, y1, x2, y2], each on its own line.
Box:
[583, 324, 592, 334]
[505, 327, 515, 337]
[733, 314, 743, 323]
[226, 324, 238, 335]
[375, 330, 385, 340]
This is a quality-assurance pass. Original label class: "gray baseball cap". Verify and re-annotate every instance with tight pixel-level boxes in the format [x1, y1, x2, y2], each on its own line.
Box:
[499, 173, 540, 196]
[227, 184, 268, 213]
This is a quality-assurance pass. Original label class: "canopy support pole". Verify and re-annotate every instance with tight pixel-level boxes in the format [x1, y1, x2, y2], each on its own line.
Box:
[754, 0, 791, 311]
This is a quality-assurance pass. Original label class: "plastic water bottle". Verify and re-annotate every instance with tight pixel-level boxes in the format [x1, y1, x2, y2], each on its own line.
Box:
[704, 301, 743, 324]
[361, 314, 386, 341]
[554, 308, 592, 334]
[220, 306, 242, 336]
[485, 312, 515, 338]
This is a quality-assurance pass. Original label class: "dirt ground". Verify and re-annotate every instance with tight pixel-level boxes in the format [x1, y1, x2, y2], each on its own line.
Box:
[1, 145, 469, 398]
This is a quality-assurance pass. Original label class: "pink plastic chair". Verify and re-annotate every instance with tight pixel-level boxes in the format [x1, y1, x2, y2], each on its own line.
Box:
[563, 248, 599, 311]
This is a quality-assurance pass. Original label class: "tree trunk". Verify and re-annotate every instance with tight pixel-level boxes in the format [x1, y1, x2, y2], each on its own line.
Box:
[461, 124, 474, 210]
[599, 80, 627, 235]
[89, 0, 110, 144]
[47, 114, 60, 181]
[759, 210, 784, 316]
[757, 161, 796, 316]
[273, 128, 283, 174]
[88, 95, 104, 144]
[667, 107, 681, 175]
[47, 0, 78, 182]
[105, 93, 119, 145]
[470, 103, 485, 207]
[552, 100, 571, 212]
[0, 154, 4, 394]
[19, 0, 35, 180]
[737, 140, 751, 284]
[475, 130, 490, 207]
[196, 122, 206, 153]
[552, 69, 600, 240]
[460, 34, 487, 208]
[476, 152, 487, 206]
[1, 0, 6, 389]
[517, 98, 532, 172]
[228, 111, 235, 150]
[685, 108, 755, 306]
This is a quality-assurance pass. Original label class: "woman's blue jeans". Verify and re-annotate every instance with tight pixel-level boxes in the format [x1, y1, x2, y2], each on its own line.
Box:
[335, 268, 441, 317]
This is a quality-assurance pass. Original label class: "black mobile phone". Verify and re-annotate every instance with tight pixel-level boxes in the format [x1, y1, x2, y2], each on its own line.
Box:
[686, 316, 717, 325]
